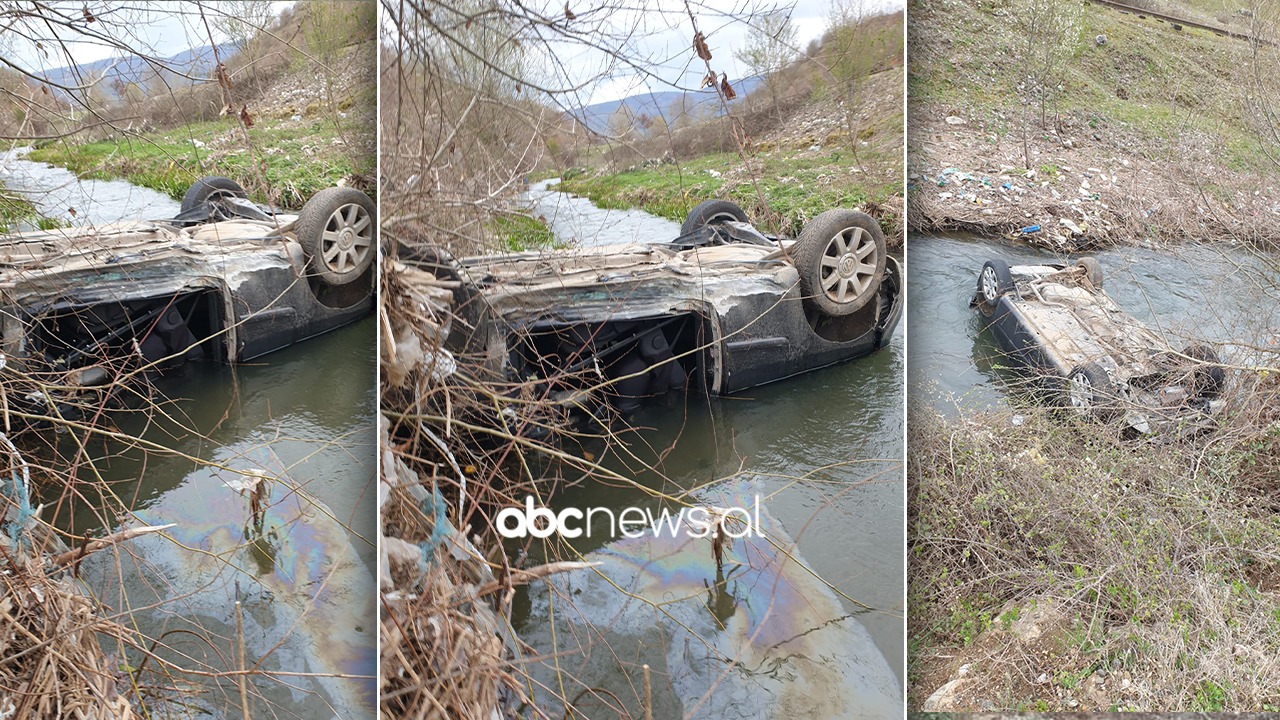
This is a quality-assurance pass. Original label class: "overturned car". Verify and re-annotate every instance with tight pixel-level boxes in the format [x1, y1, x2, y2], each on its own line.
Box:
[973, 256, 1224, 433]
[1, 176, 374, 414]
[409, 200, 901, 420]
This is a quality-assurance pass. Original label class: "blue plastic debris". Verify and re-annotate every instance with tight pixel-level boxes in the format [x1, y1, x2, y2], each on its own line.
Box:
[419, 482, 451, 567]
[0, 433, 33, 550]
[1019, 225, 1041, 234]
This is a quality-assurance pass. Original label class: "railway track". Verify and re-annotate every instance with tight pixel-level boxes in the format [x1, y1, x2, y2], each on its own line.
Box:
[1087, 0, 1269, 45]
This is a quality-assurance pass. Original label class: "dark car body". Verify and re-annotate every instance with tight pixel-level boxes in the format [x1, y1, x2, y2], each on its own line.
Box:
[0, 191, 372, 408]
[425, 218, 902, 416]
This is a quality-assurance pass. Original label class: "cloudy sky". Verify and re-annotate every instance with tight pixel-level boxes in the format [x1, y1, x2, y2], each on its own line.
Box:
[7, 0, 903, 110]
[549, 0, 906, 106]
[6, 2, 289, 74]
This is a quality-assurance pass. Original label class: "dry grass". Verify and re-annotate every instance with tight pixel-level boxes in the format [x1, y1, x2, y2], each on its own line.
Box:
[0, 561, 138, 719]
[908, 361, 1280, 711]
[377, 242, 616, 717]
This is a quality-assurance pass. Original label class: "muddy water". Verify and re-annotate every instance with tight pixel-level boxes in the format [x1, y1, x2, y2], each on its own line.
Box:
[909, 234, 1280, 411]
[1, 147, 181, 225]
[513, 182, 905, 718]
[2, 154, 376, 717]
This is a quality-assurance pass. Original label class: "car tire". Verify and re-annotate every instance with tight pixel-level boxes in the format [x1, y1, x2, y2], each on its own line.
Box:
[680, 199, 748, 236]
[1182, 343, 1225, 399]
[794, 208, 887, 316]
[1076, 256, 1103, 287]
[976, 259, 1014, 316]
[296, 187, 376, 286]
[1067, 361, 1119, 419]
[180, 176, 247, 212]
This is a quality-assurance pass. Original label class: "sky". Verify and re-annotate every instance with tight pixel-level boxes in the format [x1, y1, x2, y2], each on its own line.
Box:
[6, 2, 290, 75]
[558, 0, 907, 106]
[5, 0, 904, 109]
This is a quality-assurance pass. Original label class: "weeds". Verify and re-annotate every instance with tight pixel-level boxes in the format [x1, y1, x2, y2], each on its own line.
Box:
[909, 374, 1280, 710]
[27, 116, 371, 210]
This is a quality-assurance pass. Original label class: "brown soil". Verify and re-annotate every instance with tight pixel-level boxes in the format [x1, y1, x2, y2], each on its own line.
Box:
[907, 107, 1280, 250]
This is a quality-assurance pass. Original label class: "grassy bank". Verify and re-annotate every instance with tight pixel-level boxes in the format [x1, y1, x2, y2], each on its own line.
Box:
[1, 186, 65, 232]
[908, 401, 1280, 711]
[27, 115, 372, 210]
[0, 188, 39, 232]
[490, 212, 559, 251]
[907, 0, 1280, 247]
[558, 145, 902, 240]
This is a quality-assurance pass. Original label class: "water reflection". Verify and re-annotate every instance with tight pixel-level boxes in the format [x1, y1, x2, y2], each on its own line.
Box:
[519, 480, 901, 720]
[50, 321, 377, 717]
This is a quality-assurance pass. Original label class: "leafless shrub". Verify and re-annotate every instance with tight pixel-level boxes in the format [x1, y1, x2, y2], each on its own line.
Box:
[909, 337, 1280, 710]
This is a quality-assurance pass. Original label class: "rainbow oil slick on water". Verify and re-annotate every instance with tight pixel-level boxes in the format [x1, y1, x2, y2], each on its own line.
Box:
[79, 442, 375, 716]
[518, 480, 900, 720]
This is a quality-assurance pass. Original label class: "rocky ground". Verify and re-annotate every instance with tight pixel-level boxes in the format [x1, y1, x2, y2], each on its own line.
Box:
[908, 0, 1280, 250]
[908, 107, 1280, 250]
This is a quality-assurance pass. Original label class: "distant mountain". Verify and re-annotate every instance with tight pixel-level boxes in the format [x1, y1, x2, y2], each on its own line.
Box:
[571, 76, 764, 135]
[38, 43, 232, 101]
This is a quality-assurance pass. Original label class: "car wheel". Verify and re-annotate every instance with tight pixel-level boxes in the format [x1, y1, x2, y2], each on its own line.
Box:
[1076, 256, 1103, 287]
[680, 199, 748, 236]
[1067, 362, 1119, 419]
[976, 259, 1014, 316]
[794, 208, 887, 316]
[180, 176, 247, 212]
[1182, 343, 1225, 399]
[297, 187, 376, 286]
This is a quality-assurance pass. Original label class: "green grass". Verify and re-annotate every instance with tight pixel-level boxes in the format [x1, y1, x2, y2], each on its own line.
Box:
[490, 213, 559, 251]
[913, 0, 1278, 176]
[28, 116, 373, 210]
[558, 149, 899, 239]
[0, 190, 37, 232]
[0, 187, 64, 232]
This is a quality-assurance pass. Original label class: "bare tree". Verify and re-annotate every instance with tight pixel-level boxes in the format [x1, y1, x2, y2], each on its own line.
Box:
[1010, 0, 1085, 165]
[825, 0, 880, 172]
[607, 102, 639, 140]
[667, 93, 696, 130]
[1245, 1, 1280, 171]
[734, 8, 797, 122]
[207, 1, 279, 95]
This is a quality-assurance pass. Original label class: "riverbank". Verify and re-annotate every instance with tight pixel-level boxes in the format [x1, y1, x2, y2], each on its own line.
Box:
[558, 64, 905, 243]
[906, 231, 1280, 711]
[0, 184, 62, 232]
[25, 41, 375, 210]
[907, 0, 1280, 249]
[908, 401, 1280, 712]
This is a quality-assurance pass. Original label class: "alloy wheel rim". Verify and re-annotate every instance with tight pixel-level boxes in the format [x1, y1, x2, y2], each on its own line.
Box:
[819, 226, 878, 304]
[321, 202, 373, 275]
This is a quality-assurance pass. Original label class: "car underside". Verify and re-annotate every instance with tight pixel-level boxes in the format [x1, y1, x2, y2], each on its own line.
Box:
[401, 200, 903, 427]
[0, 177, 375, 420]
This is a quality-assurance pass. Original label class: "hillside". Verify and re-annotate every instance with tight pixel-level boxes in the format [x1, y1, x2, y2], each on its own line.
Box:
[23, 2, 376, 209]
[555, 9, 906, 242]
[907, 0, 1280, 248]
[569, 76, 764, 135]
[37, 44, 230, 103]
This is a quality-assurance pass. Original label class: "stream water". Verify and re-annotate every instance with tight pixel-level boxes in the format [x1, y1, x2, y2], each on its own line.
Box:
[1, 150, 377, 718]
[908, 233, 1280, 412]
[526, 178, 683, 246]
[1, 146, 182, 226]
[513, 182, 905, 718]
